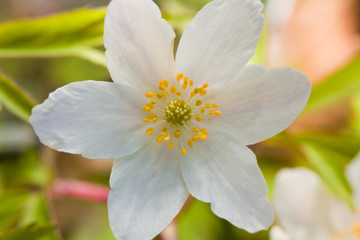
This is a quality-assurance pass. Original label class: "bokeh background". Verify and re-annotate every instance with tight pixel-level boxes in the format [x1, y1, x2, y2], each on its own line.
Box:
[0, 0, 360, 239]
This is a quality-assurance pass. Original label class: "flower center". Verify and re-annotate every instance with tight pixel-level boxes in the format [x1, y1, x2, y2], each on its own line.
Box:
[165, 100, 192, 126]
[141, 73, 221, 155]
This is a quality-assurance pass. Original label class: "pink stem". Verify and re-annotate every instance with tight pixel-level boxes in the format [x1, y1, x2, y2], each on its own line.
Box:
[52, 179, 110, 203]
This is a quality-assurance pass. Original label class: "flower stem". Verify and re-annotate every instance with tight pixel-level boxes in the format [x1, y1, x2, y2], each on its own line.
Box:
[52, 179, 110, 203]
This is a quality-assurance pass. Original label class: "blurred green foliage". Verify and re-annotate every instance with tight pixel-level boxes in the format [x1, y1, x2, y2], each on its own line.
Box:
[0, 0, 359, 239]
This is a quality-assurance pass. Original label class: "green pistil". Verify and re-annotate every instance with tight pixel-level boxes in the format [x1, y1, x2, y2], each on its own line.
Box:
[165, 100, 192, 126]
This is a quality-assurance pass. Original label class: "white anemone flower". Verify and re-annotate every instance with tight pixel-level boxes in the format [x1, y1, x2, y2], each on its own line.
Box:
[30, 0, 311, 239]
[270, 157, 360, 240]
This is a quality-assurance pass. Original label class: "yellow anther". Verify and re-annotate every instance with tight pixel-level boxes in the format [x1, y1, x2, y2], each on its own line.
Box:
[194, 88, 199, 94]
[195, 100, 202, 106]
[156, 93, 163, 98]
[201, 128, 208, 134]
[199, 134, 207, 140]
[195, 116, 202, 122]
[146, 102, 154, 108]
[151, 100, 157, 104]
[205, 103, 212, 108]
[143, 118, 150, 123]
[202, 83, 209, 89]
[148, 114, 156, 119]
[157, 135, 164, 143]
[201, 107, 205, 114]
[146, 128, 154, 135]
[190, 92, 195, 98]
[143, 106, 151, 112]
[211, 104, 218, 108]
[159, 80, 164, 86]
[182, 147, 187, 155]
[176, 91, 182, 96]
[145, 91, 155, 98]
[152, 116, 158, 123]
[208, 110, 221, 116]
[188, 139, 193, 148]
[200, 89, 207, 96]
[182, 83, 187, 90]
[189, 80, 193, 86]
[192, 128, 199, 132]
[177, 73, 184, 81]
[164, 80, 169, 87]
[184, 77, 188, 84]
[191, 136, 198, 142]
[168, 142, 174, 149]
[159, 86, 165, 91]
[164, 135, 171, 142]
[170, 86, 176, 94]
[174, 130, 181, 138]
[162, 90, 168, 97]
[161, 127, 168, 136]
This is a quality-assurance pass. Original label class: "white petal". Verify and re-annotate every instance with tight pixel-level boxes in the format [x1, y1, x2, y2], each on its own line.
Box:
[273, 168, 353, 240]
[181, 134, 274, 232]
[30, 81, 147, 159]
[207, 65, 311, 145]
[104, 0, 177, 92]
[269, 226, 291, 240]
[176, 0, 264, 86]
[108, 140, 189, 240]
[346, 154, 360, 204]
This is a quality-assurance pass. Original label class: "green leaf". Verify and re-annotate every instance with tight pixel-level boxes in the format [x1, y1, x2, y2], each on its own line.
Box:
[0, 8, 107, 66]
[301, 142, 353, 208]
[0, 8, 105, 51]
[0, 224, 55, 240]
[304, 56, 360, 112]
[0, 71, 36, 121]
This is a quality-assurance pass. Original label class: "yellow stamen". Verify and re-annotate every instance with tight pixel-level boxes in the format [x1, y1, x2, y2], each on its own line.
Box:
[170, 86, 176, 94]
[189, 80, 193, 86]
[208, 110, 221, 116]
[151, 100, 157, 104]
[159, 80, 164, 86]
[194, 88, 199, 94]
[168, 142, 174, 149]
[146, 128, 154, 135]
[145, 91, 155, 98]
[195, 100, 202, 106]
[201, 128, 208, 134]
[188, 139, 193, 148]
[199, 134, 207, 140]
[192, 128, 199, 132]
[143, 106, 151, 112]
[176, 91, 182, 96]
[195, 116, 202, 122]
[174, 130, 181, 138]
[157, 136, 163, 143]
[177, 73, 184, 81]
[164, 135, 171, 142]
[201, 107, 205, 114]
[148, 114, 156, 119]
[159, 86, 165, 91]
[156, 93, 163, 99]
[211, 104, 218, 108]
[202, 83, 208, 89]
[152, 116, 158, 123]
[192, 136, 198, 142]
[143, 118, 150, 123]
[164, 80, 169, 87]
[200, 89, 207, 96]
[182, 83, 187, 90]
[182, 147, 187, 155]
[184, 77, 188, 84]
